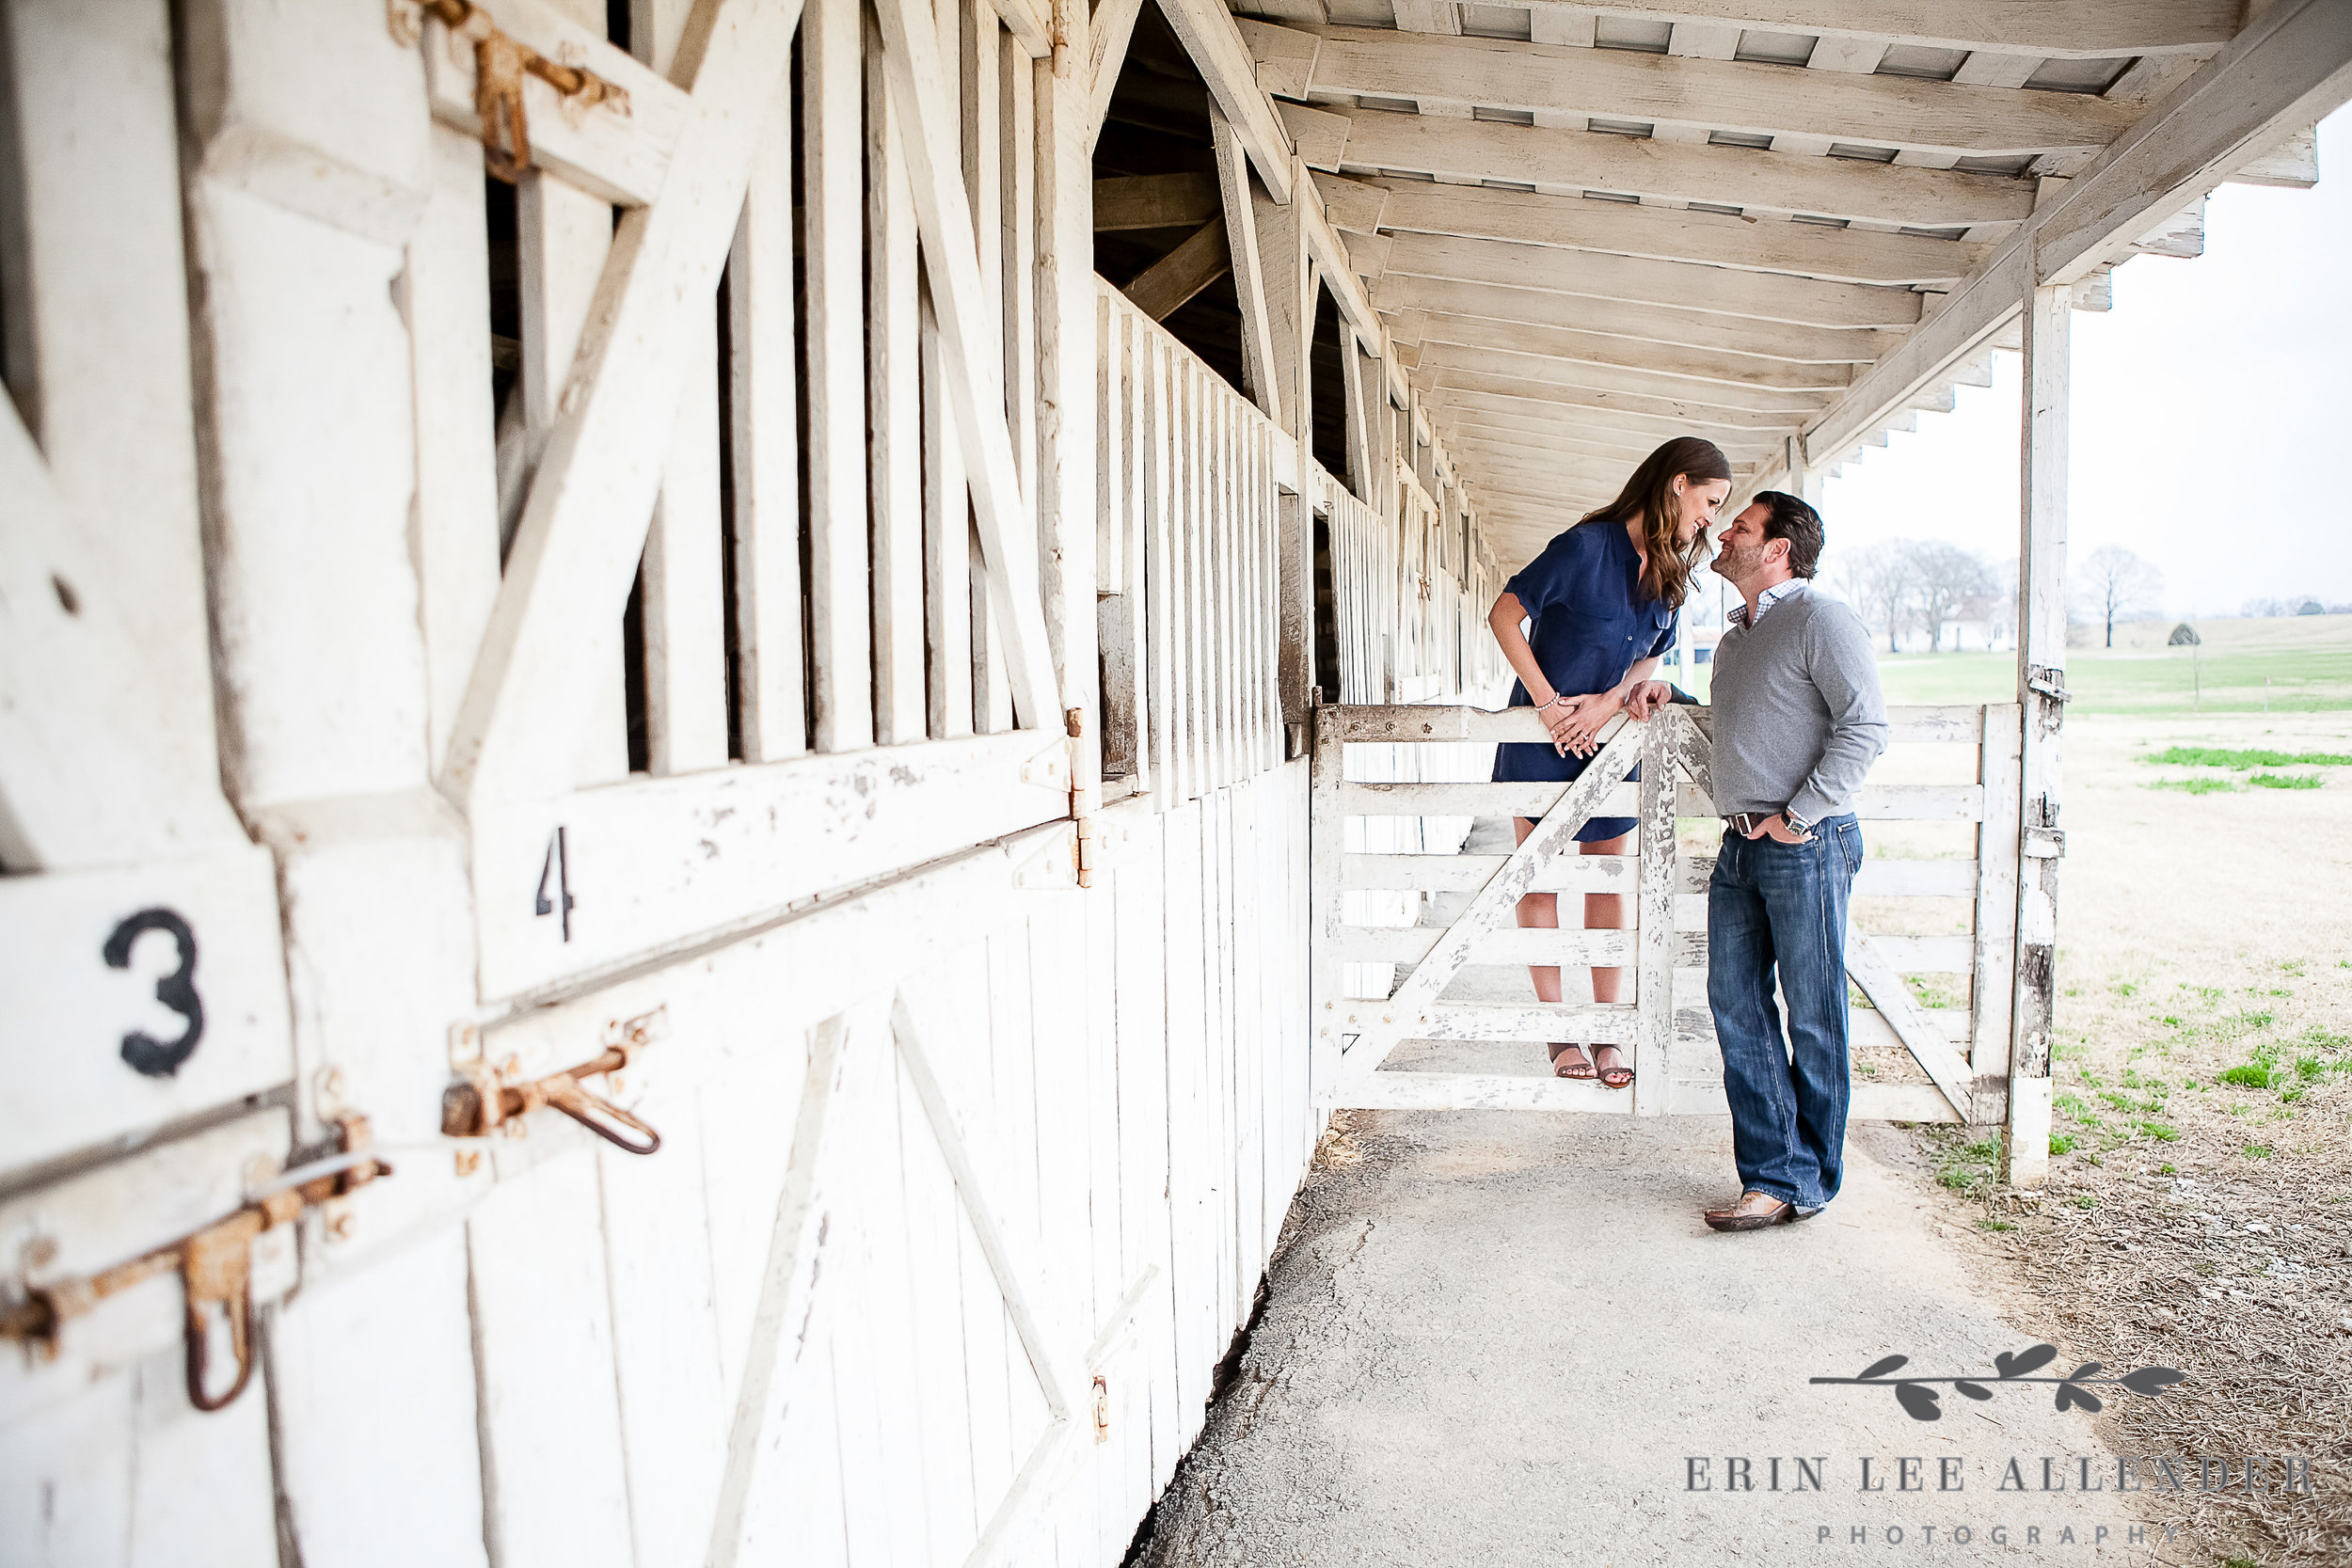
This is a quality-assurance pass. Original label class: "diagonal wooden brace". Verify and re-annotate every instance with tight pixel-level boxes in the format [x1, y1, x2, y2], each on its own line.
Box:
[440, 0, 803, 808]
[870, 0, 1060, 731]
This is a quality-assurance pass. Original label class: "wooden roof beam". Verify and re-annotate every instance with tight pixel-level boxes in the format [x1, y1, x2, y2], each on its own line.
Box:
[1323, 110, 2032, 228]
[1374, 274, 1906, 365]
[1368, 181, 1988, 287]
[1246, 23, 2137, 157]
[1396, 309, 1856, 393]
[1383, 233, 1922, 330]
[1435, 405, 1784, 459]
[1413, 341, 1834, 417]
[1455, 428, 1767, 472]
[1516, 1, 2240, 60]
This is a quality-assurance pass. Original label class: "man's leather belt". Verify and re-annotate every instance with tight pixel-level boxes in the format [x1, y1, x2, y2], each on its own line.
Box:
[1723, 812, 1780, 836]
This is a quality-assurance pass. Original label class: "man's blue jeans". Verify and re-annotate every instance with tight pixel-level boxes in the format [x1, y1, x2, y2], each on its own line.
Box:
[1707, 816, 1864, 1210]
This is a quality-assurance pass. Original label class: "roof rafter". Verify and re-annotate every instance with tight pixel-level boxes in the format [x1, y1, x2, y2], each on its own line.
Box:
[1248, 23, 2137, 156]
[1521, 1, 2239, 59]
[1377, 275, 1900, 365]
[1382, 234, 1922, 329]
[1392, 309, 1854, 393]
[1367, 181, 1987, 287]
[1413, 341, 1833, 416]
[1317, 107, 2034, 227]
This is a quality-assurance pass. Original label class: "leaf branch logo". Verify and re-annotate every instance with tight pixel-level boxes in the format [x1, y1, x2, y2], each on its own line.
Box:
[1809, 1344, 2185, 1422]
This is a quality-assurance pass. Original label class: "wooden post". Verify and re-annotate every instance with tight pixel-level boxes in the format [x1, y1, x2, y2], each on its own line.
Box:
[2006, 281, 2070, 1187]
[1631, 716, 1676, 1117]
[1253, 165, 1314, 748]
[1037, 0, 1100, 800]
[1308, 707, 1343, 1112]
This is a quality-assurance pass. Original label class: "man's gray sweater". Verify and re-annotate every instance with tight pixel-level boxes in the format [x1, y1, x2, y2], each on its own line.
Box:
[1707, 581, 1887, 824]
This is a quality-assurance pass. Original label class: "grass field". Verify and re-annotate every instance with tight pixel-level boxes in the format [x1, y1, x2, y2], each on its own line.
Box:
[1871, 611, 2352, 714]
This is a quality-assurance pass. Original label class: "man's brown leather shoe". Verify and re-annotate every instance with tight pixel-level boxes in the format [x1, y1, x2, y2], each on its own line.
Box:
[1703, 1190, 1797, 1231]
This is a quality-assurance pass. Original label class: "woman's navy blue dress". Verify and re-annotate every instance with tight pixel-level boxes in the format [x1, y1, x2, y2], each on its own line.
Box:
[1492, 517, 1679, 843]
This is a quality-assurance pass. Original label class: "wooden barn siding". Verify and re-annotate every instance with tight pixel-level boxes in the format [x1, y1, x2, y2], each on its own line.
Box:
[0, 2, 1407, 1560]
[456, 766, 1313, 1568]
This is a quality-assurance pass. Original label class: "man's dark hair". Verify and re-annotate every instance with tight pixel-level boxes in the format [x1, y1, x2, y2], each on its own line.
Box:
[1753, 490, 1825, 578]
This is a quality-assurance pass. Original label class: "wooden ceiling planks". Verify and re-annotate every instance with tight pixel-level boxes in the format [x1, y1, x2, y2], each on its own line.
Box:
[1200, 0, 2333, 574]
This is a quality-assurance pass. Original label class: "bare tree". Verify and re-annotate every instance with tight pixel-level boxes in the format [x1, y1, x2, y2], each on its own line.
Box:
[2076, 545, 2165, 647]
[1906, 542, 1996, 652]
[1987, 556, 2020, 649]
[1831, 541, 1917, 654]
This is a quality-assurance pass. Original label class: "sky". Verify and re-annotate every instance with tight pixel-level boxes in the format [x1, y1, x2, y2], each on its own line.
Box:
[1814, 105, 2352, 620]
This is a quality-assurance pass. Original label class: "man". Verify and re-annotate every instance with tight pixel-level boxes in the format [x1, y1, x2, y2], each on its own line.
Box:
[1697, 492, 1886, 1232]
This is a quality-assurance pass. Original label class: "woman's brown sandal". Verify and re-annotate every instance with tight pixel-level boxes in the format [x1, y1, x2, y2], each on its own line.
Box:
[1590, 1043, 1634, 1090]
[1549, 1043, 1597, 1080]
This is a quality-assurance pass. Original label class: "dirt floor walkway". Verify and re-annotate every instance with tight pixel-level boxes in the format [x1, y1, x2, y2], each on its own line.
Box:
[1131, 1110, 2169, 1568]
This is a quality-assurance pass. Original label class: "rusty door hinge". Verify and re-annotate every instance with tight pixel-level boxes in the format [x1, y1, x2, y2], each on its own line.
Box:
[1065, 706, 1103, 888]
[0, 1118, 390, 1412]
[442, 1008, 664, 1154]
[1092, 1374, 1111, 1443]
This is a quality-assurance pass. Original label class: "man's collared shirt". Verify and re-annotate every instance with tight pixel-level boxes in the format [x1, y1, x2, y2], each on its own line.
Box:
[1725, 578, 1804, 629]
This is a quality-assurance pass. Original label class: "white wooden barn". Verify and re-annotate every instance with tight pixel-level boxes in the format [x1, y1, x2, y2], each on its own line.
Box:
[1, 0, 2342, 1562]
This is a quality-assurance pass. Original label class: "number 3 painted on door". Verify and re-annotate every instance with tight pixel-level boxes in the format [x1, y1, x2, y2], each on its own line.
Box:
[103, 908, 206, 1078]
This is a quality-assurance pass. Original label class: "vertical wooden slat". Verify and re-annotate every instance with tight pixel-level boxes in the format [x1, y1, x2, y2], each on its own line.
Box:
[640, 298, 730, 774]
[953, 6, 1000, 744]
[868, 22, 927, 745]
[1632, 717, 1677, 1117]
[408, 125, 502, 775]
[635, 0, 729, 778]
[1183, 364, 1210, 800]
[924, 294, 977, 740]
[1973, 704, 2024, 1091]
[975, 531, 1015, 732]
[1038, 0, 1102, 818]
[1145, 335, 1178, 809]
[1000, 41, 1037, 496]
[921, 0, 972, 745]
[804, 0, 872, 752]
[730, 92, 808, 761]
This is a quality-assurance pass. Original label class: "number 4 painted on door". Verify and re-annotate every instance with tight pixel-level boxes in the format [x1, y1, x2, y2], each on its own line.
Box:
[535, 827, 576, 942]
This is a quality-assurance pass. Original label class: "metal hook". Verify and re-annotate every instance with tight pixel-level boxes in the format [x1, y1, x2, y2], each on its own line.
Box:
[182, 1221, 260, 1413]
[539, 1074, 662, 1156]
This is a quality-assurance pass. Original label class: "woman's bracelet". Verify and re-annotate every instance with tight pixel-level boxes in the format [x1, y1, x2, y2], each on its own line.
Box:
[1536, 693, 1568, 711]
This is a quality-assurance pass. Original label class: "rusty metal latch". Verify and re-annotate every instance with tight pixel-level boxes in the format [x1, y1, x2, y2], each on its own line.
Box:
[414, 0, 629, 183]
[442, 1009, 664, 1154]
[0, 1117, 390, 1413]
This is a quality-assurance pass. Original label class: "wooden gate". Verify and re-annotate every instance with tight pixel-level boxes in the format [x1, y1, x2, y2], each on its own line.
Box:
[1311, 702, 2022, 1125]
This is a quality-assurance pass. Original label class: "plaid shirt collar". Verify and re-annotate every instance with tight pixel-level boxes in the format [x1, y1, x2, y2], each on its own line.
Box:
[1726, 578, 1805, 630]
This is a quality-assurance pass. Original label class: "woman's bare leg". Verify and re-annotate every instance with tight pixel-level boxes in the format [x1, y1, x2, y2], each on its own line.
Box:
[1516, 816, 1591, 1076]
[1582, 830, 1635, 1085]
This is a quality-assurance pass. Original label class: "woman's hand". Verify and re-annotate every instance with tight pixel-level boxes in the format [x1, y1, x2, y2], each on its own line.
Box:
[1546, 691, 1620, 756]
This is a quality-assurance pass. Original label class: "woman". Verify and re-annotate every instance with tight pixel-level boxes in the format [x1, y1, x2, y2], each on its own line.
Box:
[1486, 436, 1730, 1087]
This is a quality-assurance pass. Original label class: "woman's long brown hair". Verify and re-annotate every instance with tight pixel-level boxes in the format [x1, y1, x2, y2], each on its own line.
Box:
[1575, 436, 1730, 611]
